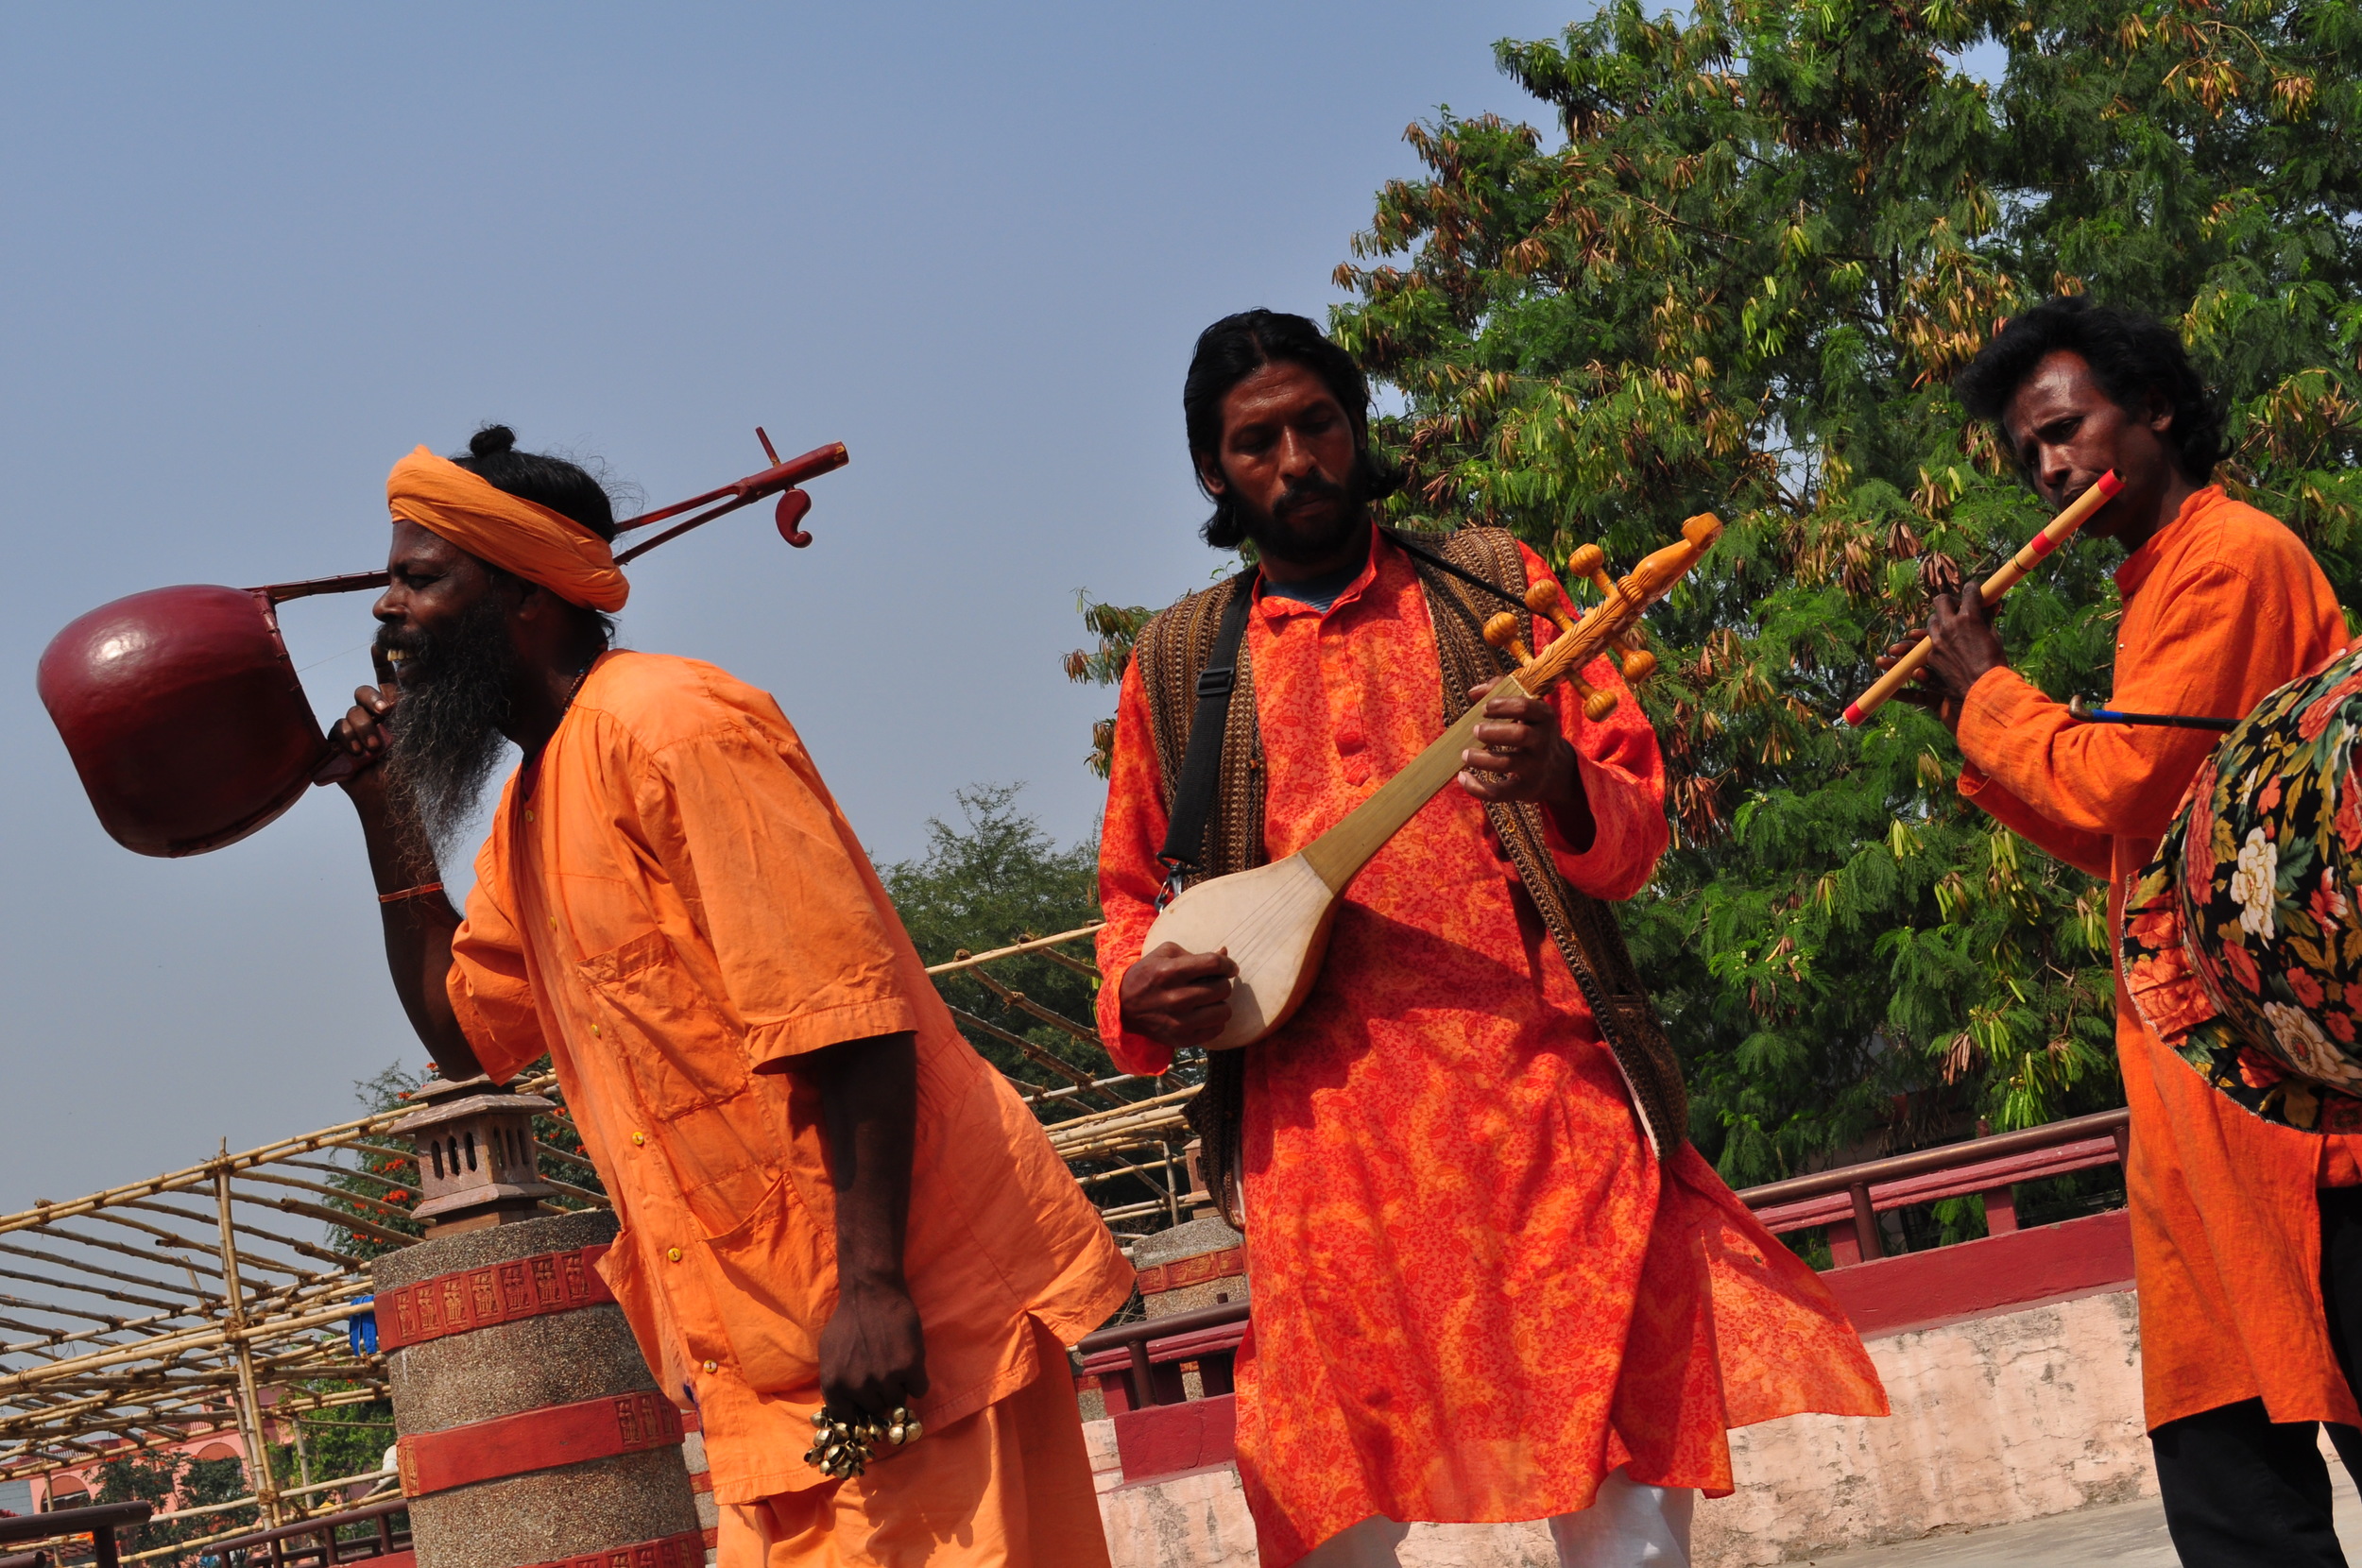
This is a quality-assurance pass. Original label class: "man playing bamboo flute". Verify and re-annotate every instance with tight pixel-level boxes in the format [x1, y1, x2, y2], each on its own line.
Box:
[1096, 311, 1887, 1568]
[327, 426, 1131, 1567]
[1901, 297, 2352, 1567]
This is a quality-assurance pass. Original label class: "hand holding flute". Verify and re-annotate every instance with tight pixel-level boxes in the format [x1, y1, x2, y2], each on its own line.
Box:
[1845, 469, 2124, 727]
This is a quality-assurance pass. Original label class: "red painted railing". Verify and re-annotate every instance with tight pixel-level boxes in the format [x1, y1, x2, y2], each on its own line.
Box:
[205, 1497, 411, 1566]
[0, 1505, 153, 1568]
[1743, 1108, 2130, 1263]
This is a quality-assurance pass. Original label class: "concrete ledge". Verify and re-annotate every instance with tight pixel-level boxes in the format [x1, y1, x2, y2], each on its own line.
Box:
[1095, 1283, 2150, 1567]
[1694, 1287, 2148, 1565]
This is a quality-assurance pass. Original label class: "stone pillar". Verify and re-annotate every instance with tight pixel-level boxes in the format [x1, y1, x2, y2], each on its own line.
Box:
[374, 1080, 704, 1568]
[1133, 1217, 1247, 1320]
[1130, 1215, 1247, 1402]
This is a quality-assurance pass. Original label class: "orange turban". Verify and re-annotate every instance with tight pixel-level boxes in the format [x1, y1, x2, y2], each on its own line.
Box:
[385, 446, 630, 611]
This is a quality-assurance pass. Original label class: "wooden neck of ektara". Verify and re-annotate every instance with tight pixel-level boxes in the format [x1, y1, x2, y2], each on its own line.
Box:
[1297, 675, 1533, 893]
[1291, 515, 1718, 896]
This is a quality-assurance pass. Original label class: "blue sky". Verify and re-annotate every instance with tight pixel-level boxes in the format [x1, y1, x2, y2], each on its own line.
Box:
[0, 3, 1575, 1199]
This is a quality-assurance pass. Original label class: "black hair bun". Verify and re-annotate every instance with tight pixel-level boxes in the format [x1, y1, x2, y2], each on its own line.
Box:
[469, 425, 519, 457]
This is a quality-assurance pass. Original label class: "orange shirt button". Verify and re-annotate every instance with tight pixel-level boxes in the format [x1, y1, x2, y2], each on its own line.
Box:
[666, 1247, 683, 1263]
[702, 1359, 719, 1373]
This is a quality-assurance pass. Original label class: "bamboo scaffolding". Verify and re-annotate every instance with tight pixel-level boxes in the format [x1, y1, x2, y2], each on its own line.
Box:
[0, 935, 1178, 1493]
[966, 965, 1107, 1049]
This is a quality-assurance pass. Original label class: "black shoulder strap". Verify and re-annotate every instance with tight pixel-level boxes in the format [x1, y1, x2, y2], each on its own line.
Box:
[1382, 528, 1532, 614]
[1157, 573, 1254, 873]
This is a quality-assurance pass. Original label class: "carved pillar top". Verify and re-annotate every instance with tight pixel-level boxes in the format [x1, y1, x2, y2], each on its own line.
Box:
[388, 1077, 560, 1235]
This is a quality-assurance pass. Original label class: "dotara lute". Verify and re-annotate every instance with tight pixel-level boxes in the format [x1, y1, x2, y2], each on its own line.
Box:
[1146, 514, 1723, 1049]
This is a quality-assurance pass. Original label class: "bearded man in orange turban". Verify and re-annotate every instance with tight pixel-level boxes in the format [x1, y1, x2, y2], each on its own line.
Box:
[329, 426, 1132, 1568]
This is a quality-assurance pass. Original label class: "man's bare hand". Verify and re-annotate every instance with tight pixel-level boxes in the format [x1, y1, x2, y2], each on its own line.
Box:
[1459, 679, 1582, 807]
[1120, 943, 1239, 1050]
[330, 651, 401, 802]
[1874, 638, 1963, 733]
[818, 1276, 929, 1417]
[1876, 576, 2009, 732]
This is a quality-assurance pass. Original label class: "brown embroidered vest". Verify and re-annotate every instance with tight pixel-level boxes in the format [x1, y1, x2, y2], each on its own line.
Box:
[1130, 527, 1690, 1228]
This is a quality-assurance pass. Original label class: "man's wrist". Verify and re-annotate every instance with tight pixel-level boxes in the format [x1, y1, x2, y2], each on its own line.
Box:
[1543, 741, 1597, 850]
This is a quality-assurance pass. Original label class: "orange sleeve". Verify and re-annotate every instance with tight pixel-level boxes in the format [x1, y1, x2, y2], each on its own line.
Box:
[447, 830, 550, 1083]
[637, 720, 921, 1068]
[1956, 560, 2302, 842]
[1519, 543, 1669, 900]
[1093, 660, 1177, 1079]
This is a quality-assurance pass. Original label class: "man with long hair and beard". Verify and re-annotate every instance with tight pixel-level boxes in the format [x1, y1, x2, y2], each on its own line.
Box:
[1093, 312, 1886, 1567]
[330, 426, 1130, 1567]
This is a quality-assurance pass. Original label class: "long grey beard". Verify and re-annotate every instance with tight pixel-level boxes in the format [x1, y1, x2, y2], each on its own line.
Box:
[379, 608, 517, 869]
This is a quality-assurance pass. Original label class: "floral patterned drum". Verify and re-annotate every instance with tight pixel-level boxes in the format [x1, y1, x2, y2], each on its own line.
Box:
[2124, 639, 2362, 1133]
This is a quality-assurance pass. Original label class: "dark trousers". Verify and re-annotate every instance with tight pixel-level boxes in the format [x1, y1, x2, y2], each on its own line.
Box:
[2152, 1187, 2362, 1565]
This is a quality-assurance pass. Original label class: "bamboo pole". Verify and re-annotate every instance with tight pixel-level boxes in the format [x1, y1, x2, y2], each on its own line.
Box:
[921, 925, 1104, 976]
[214, 1156, 283, 1526]
[0, 1071, 556, 1241]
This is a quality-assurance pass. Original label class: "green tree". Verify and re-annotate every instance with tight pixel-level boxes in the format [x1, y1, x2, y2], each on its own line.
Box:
[1074, 0, 2362, 1202]
[1321, 0, 2362, 1186]
[879, 785, 1109, 1101]
[1065, 600, 1155, 777]
[93, 1450, 253, 1562]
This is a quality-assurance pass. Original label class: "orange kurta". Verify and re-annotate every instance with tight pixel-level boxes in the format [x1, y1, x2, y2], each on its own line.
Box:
[1096, 530, 1885, 1567]
[1956, 485, 2359, 1430]
[446, 651, 1134, 1515]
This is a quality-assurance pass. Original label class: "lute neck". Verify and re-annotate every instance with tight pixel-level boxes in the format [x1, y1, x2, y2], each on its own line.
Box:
[1288, 513, 1720, 898]
[1297, 673, 1534, 893]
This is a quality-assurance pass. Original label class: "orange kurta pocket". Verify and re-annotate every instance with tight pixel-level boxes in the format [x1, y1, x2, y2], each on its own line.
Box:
[576, 932, 791, 1233]
[700, 1172, 829, 1396]
[578, 929, 753, 1119]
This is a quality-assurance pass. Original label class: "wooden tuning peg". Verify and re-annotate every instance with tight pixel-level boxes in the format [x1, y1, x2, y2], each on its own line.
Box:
[1560, 545, 1649, 655]
[1567, 673, 1619, 722]
[1617, 647, 1658, 683]
[1525, 578, 1578, 635]
[1483, 611, 1535, 668]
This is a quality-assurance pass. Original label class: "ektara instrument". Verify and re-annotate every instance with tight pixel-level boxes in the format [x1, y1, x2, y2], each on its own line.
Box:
[1145, 515, 1723, 1051]
[39, 430, 847, 858]
[1840, 469, 2123, 726]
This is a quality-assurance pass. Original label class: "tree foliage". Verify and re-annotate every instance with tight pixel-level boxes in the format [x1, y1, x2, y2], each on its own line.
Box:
[879, 785, 1114, 1106]
[93, 1450, 251, 1560]
[1076, 0, 2362, 1188]
[1324, 0, 2362, 1182]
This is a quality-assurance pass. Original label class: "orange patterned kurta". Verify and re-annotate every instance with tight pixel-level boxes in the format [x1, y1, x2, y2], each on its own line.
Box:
[1956, 486, 2361, 1431]
[1096, 530, 1887, 1566]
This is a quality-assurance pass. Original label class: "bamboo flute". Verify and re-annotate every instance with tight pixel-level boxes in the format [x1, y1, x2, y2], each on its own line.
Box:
[1841, 469, 2123, 725]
